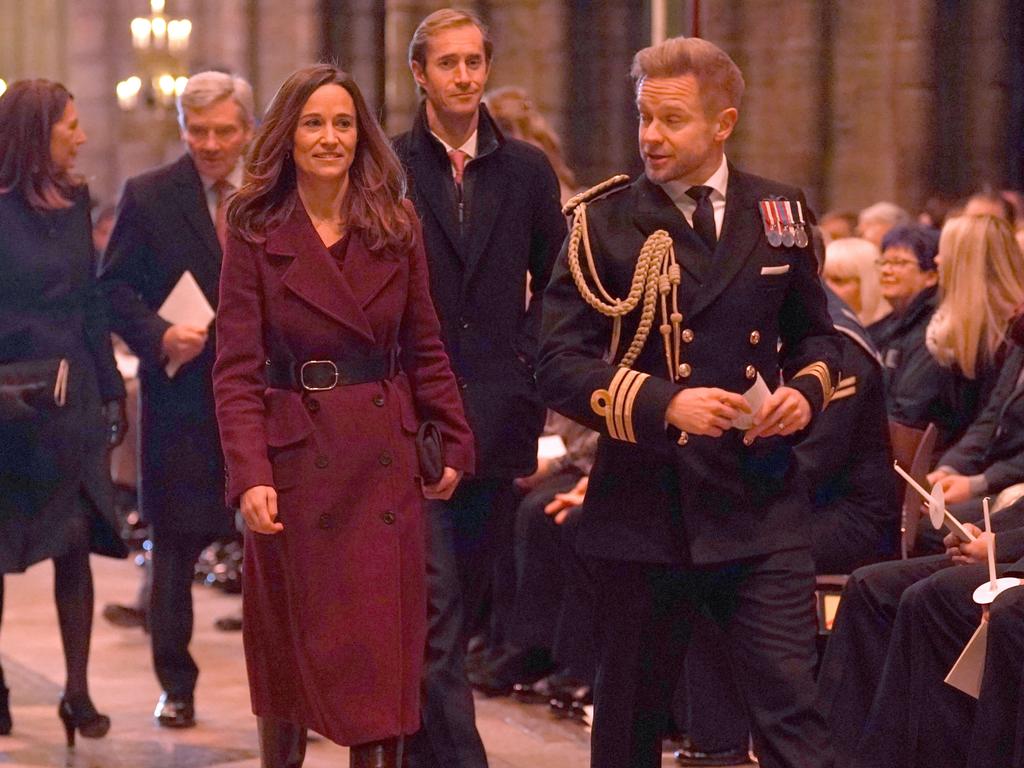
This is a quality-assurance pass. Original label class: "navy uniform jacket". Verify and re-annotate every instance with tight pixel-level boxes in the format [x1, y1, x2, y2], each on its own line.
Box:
[393, 104, 566, 478]
[538, 171, 841, 566]
[99, 154, 233, 537]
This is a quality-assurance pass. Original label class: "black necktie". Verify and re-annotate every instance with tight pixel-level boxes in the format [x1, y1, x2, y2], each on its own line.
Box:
[686, 185, 717, 252]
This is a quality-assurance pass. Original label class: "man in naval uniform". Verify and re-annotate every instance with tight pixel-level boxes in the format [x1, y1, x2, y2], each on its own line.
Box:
[537, 37, 841, 768]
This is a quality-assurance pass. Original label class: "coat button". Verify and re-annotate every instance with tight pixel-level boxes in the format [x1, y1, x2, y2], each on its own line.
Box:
[677, 431, 689, 446]
[682, 329, 694, 343]
[457, 377, 468, 391]
[460, 318, 471, 330]
[318, 513, 333, 529]
[745, 365, 756, 380]
[678, 363, 692, 378]
[315, 455, 329, 469]
[373, 394, 385, 407]
[382, 511, 396, 525]
[379, 452, 392, 467]
[305, 397, 320, 413]
[749, 330, 761, 346]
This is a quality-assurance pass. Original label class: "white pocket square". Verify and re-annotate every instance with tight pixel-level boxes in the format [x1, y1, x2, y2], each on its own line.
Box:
[761, 264, 791, 275]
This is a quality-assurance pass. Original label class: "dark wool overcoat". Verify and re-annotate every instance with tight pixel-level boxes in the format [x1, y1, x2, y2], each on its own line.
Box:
[213, 199, 474, 745]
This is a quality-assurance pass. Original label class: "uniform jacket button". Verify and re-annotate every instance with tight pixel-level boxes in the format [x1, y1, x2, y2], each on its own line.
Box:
[305, 397, 320, 413]
[682, 329, 695, 343]
[318, 513, 333, 529]
[749, 330, 761, 345]
[745, 365, 757, 380]
[373, 394, 385, 407]
[315, 455, 329, 469]
[678, 363, 692, 378]
[379, 452, 393, 467]
[382, 511, 396, 525]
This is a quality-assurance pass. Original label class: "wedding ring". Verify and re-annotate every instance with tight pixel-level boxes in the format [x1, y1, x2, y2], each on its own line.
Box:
[777, 421, 786, 431]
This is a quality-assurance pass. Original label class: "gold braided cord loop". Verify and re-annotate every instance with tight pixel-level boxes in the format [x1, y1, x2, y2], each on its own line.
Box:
[562, 173, 631, 216]
[567, 199, 678, 376]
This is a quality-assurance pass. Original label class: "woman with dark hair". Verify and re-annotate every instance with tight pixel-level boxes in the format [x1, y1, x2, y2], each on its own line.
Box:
[213, 64, 474, 768]
[0, 79, 127, 744]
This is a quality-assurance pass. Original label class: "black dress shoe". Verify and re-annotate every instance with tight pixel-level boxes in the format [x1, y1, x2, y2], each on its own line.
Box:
[674, 737, 751, 767]
[154, 693, 195, 728]
[102, 603, 146, 629]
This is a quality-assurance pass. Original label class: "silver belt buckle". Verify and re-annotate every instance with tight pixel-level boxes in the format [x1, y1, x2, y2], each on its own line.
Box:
[300, 360, 339, 391]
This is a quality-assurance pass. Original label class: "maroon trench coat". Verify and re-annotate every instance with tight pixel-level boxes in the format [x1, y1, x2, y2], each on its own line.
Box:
[213, 200, 474, 745]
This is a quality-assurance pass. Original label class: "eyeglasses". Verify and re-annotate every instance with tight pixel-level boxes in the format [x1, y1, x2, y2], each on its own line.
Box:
[874, 258, 920, 270]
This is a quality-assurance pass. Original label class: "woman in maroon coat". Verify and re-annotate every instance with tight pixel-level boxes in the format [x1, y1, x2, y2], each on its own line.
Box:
[213, 65, 474, 768]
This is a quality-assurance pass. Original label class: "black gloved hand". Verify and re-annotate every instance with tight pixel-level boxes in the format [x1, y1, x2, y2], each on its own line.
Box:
[103, 399, 128, 448]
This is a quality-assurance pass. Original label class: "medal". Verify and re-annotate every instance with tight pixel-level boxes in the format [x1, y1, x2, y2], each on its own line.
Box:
[779, 201, 796, 247]
[794, 201, 809, 248]
[760, 200, 783, 247]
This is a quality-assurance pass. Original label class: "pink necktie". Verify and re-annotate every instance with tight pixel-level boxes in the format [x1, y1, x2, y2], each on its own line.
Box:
[448, 149, 468, 188]
[213, 179, 232, 252]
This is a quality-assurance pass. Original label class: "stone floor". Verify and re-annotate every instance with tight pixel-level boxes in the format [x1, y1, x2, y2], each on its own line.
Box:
[0, 555, 732, 767]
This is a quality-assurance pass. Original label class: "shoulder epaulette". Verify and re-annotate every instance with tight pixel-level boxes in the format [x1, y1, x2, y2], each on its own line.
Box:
[562, 174, 631, 216]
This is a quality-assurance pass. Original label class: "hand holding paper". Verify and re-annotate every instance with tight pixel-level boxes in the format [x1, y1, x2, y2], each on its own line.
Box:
[742, 377, 812, 444]
[158, 271, 215, 377]
[665, 387, 750, 438]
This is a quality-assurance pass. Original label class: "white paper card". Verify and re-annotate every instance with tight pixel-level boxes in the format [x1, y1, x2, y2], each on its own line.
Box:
[944, 620, 989, 699]
[158, 270, 214, 377]
[732, 373, 771, 430]
[537, 435, 568, 460]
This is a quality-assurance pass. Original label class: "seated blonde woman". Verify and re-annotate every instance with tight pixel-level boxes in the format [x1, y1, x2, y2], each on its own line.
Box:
[824, 237, 890, 325]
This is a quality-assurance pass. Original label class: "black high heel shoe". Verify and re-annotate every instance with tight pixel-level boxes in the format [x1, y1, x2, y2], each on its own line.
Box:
[0, 685, 11, 735]
[57, 695, 110, 747]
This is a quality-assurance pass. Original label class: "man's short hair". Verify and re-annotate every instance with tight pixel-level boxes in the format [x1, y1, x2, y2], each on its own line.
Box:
[177, 70, 254, 130]
[630, 36, 745, 113]
[408, 8, 493, 70]
[881, 224, 940, 273]
[858, 201, 911, 230]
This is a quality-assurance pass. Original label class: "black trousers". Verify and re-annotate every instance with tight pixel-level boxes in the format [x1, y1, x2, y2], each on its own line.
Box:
[149, 530, 215, 698]
[852, 562, 993, 768]
[551, 507, 597, 684]
[970, 585, 1024, 768]
[681, 505, 890, 752]
[588, 549, 831, 768]
[815, 554, 951, 767]
[404, 478, 518, 768]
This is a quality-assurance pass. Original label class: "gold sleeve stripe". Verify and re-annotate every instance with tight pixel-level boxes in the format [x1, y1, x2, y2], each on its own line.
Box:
[792, 361, 835, 409]
[838, 375, 856, 389]
[830, 385, 857, 402]
[589, 367, 651, 443]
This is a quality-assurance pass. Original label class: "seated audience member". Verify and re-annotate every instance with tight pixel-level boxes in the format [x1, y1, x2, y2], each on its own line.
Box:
[823, 237, 890, 325]
[676, 230, 898, 767]
[963, 188, 1018, 226]
[485, 86, 581, 205]
[469, 413, 596, 694]
[857, 201, 912, 247]
[819, 501, 1024, 768]
[819, 210, 857, 243]
[918, 194, 958, 230]
[870, 222, 994, 450]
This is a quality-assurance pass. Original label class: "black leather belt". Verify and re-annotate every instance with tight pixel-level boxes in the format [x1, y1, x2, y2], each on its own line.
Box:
[265, 349, 399, 392]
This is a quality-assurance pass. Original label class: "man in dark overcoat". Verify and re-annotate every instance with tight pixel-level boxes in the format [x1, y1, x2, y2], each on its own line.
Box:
[99, 71, 253, 727]
[538, 37, 841, 768]
[391, 8, 566, 767]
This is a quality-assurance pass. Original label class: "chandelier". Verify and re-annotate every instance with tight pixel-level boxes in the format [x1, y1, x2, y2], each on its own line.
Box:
[115, 0, 192, 111]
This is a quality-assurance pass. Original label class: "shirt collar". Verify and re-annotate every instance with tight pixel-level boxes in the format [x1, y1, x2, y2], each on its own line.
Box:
[431, 129, 478, 160]
[200, 162, 244, 193]
[660, 154, 729, 207]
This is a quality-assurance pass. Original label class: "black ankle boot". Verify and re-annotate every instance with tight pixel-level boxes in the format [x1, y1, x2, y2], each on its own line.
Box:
[257, 717, 307, 768]
[58, 694, 110, 747]
[0, 685, 10, 735]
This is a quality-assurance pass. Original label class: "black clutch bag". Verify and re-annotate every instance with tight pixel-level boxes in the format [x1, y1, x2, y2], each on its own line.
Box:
[0, 358, 70, 421]
[416, 421, 446, 486]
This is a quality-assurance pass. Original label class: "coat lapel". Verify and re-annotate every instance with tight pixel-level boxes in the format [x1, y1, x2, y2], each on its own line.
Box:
[630, 176, 707, 285]
[407, 109, 464, 263]
[342, 233, 400, 310]
[687, 167, 762, 321]
[461, 107, 508, 286]
[172, 155, 221, 264]
[268, 202, 375, 344]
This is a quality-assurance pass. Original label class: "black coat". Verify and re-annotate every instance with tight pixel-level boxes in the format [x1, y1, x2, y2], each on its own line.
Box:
[938, 343, 1024, 494]
[869, 286, 992, 450]
[99, 154, 232, 537]
[538, 171, 842, 566]
[0, 187, 127, 573]
[392, 104, 567, 478]
[798, 288, 899, 571]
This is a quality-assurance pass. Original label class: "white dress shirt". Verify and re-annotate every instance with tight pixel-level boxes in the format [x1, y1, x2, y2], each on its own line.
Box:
[199, 163, 244, 225]
[660, 154, 729, 238]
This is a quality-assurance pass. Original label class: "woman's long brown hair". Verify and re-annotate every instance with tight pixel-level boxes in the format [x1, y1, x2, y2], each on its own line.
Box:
[229, 64, 415, 255]
[0, 79, 80, 210]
